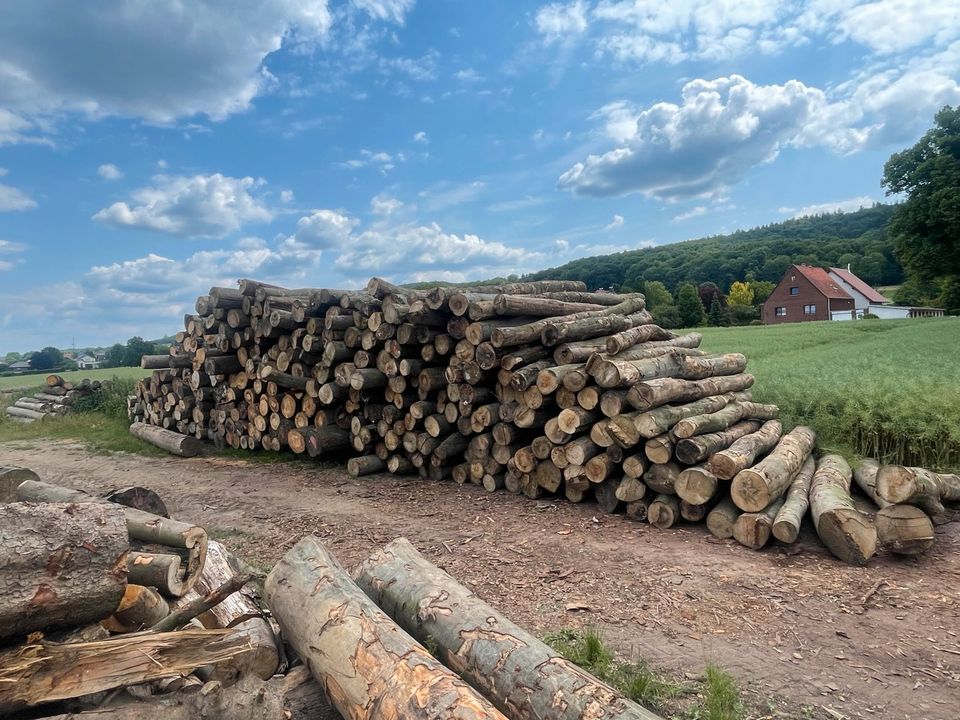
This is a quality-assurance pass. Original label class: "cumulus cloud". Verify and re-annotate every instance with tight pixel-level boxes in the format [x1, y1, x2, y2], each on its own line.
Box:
[559, 75, 826, 200]
[413, 130, 429, 143]
[283, 209, 358, 248]
[92, 173, 273, 238]
[371, 194, 404, 215]
[0, 1, 334, 141]
[536, 1, 589, 44]
[454, 68, 484, 83]
[97, 163, 123, 180]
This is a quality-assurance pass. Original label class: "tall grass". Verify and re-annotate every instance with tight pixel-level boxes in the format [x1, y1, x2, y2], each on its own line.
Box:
[694, 318, 960, 471]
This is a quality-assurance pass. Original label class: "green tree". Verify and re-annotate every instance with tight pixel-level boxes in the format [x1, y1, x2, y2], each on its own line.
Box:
[30, 346, 64, 370]
[748, 280, 776, 305]
[123, 336, 155, 367]
[3, 351, 22, 364]
[676, 283, 706, 327]
[105, 343, 127, 368]
[641, 280, 674, 311]
[882, 106, 960, 299]
[652, 304, 681, 329]
[941, 280, 960, 315]
[727, 281, 754, 306]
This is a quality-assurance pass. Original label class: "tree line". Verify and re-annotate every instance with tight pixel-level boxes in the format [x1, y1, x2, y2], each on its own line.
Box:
[1, 336, 165, 373]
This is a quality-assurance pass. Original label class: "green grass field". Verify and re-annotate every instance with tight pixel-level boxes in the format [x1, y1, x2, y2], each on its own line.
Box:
[0, 366, 150, 392]
[693, 317, 960, 470]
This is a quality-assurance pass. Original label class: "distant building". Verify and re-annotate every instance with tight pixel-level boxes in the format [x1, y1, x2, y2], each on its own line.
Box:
[8, 360, 32, 373]
[76, 354, 101, 369]
[763, 264, 944, 324]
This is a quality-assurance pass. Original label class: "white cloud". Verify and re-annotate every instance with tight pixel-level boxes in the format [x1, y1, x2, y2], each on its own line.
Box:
[488, 195, 546, 212]
[350, 0, 416, 24]
[788, 196, 877, 217]
[454, 68, 484, 83]
[0, 239, 26, 271]
[0, 2, 334, 142]
[559, 75, 827, 200]
[380, 52, 439, 82]
[280, 189, 295, 203]
[536, 1, 589, 44]
[821, 0, 960, 54]
[92, 173, 273, 238]
[604, 214, 624, 230]
[283, 209, 358, 248]
[0, 175, 37, 211]
[97, 163, 123, 180]
[673, 205, 709, 222]
[591, 101, 641, 142]
[339, 149, 400, 172]
[371, 194, 404, 215]
[413, 130, 429, 143]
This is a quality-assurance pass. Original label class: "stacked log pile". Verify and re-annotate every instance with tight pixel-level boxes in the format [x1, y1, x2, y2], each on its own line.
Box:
[4, 374, 103, 423]
[128, 278, 955, 565]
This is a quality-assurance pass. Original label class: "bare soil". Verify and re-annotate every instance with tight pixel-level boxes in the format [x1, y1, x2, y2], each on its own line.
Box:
[3, 440, 958, 720]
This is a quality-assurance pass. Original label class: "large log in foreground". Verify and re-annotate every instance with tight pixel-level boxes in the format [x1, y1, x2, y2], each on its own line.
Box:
[0, 629, 250, 714]
[810, 455, 877, 565]
[0, 502, 128, 641]
[876, 464, 960, 520]
[355, 537, 663, 720]
[266, 536, 507, 720]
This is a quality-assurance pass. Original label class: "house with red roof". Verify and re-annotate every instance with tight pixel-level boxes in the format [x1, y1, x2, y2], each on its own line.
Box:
[762, 264, 943, 324]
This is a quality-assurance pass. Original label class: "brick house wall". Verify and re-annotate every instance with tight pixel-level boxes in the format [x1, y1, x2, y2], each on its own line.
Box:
[762, 268, 854, 324]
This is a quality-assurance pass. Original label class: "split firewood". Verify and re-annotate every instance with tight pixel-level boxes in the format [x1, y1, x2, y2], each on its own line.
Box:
[731, 426, 816, 512]
[0, 502, 128, 641]
[771, 455, 816, 543]
[355, 538, 663, 720]
[810, 455, 877, 565]
[0, 629, 251, 714]
[265, 536, 507, 720]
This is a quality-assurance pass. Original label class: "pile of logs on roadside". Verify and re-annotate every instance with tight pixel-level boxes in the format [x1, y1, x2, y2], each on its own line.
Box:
[4, 374, 104, 423]
[0, 464, 666, 719]
[128, 278, 956, 565]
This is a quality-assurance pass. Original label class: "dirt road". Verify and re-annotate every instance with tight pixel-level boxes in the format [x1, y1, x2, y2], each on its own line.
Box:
[3, 440, 957, 719]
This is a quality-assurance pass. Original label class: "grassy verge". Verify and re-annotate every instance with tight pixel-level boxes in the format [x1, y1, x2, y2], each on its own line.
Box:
[543, 628, 744, 720]
[693, 317, 960, 471]
[0, 366, 150, 392]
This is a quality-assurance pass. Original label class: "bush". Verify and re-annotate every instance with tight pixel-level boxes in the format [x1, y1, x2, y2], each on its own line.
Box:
[72, 378, 138, 419]
[862, 312, 879, 319]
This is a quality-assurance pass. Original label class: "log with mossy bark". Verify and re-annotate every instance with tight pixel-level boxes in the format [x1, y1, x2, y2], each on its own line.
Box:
[626, 373, 755, 411]
[674, 420, 762, 465]
[706, 496, 741, 539]
[733, 497, 785, 550]
[355, 538, 663, 720]
[129, 422, 204, 457]
[671, 401, 778, 439]
[491, 296, 647, 347]
[707, 420, 783, 480]
[810, 455, 877, 566]
[730, 426, 816, 512]
[266, 536, 507, 720]
[675, 465, 719, 505]
[771, 455, 816, 544]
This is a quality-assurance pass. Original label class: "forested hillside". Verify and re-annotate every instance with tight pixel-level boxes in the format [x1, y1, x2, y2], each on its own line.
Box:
[525, 205, 900, 292]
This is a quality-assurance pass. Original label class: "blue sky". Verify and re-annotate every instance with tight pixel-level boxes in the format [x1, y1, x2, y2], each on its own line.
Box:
[1, 0, 958, 352]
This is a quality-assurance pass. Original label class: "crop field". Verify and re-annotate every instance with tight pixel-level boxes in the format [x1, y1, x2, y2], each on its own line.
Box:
[695, 317, 960, 470]
[0, 366, 150, 392]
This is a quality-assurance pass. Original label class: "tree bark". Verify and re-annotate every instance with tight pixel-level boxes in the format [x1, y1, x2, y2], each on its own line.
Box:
[674, 420, 762, 465]
[731, 426, 816, 512]
[671, 401, 777, 439]
[771, 455, 816, 543]
[5, 405, 46, 421]
[875, 465, 960, 518]
[616, 475, 647, 502]
[494, 294, 606, 316]
[0, 502, 129, 641]
[354, 538, 662, 720]
[129, 422, 204, 457]
[101, 584, 169, 633]
[492, 297, 646, 347]
[875, 505, 935, 556]
[347, 455, 387, 477]
[265, 536, 507, 720]
[627, 373, 755, 411]
[707, 420, 783, 480]
[605, 324, 674, 354]
[644, 462, 680, 495]
[0, 629, 251, 714]
[810, 455, 877, 565]
[632, 393, 737, 439]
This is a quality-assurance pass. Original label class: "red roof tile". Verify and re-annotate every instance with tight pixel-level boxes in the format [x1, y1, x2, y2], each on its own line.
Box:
[829, 267, 888, 304]
[792, 265, 852, 300]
